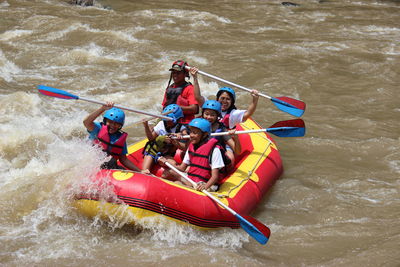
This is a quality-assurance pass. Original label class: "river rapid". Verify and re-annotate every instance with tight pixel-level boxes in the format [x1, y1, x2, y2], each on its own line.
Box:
[0, 0, 399, 266]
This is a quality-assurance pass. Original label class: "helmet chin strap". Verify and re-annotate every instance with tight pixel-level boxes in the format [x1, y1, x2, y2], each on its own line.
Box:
[165, 73, 173, 92]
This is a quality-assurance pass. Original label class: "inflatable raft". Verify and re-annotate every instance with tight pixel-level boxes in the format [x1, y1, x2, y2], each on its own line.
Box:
[72, 118, 283, 229]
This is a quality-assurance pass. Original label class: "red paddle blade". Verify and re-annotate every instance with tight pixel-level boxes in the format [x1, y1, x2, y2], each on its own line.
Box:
[272, 96, 306, 117]
[37, 85, 79, 100]
[270, 119, 305, 129]
[242, 215, 271, 240]
[266, 118, 306, 137]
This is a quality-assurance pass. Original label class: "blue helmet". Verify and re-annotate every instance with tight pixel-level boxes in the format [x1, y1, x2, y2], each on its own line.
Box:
[104, 108, 125, 126]
[188, 118, 211, 134]
[202, 100, 221, 116]
[217, 87, 236, 102]
[162, 104, 183, 122]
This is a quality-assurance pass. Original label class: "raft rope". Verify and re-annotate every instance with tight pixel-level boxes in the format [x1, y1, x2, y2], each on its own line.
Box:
[246, 139, 272, 179]
[214, 124, 273, 198]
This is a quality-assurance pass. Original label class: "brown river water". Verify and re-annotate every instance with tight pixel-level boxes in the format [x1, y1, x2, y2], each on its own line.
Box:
[0, 0, 399, 266]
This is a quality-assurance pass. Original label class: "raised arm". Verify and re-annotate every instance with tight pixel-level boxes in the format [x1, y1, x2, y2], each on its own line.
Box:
[83, 101, 114, 131]
[190, 67, 205, 107]
[142, 121, 158, 141]
[242, 90, 259, 122]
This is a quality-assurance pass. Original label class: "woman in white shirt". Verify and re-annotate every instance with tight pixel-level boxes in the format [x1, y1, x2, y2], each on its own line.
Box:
[189, 67, 260, 130]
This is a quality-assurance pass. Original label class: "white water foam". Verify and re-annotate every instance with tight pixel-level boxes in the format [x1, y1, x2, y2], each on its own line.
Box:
[0, 49, 21, 82]
[56, 42, 129, 65]
[0, 29, 33, 41]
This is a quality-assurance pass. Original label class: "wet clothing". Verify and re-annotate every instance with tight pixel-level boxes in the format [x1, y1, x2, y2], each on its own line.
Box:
[88, 122, 128, 170]
[95, 124, 127, 157]
[89, 122, 128, 155]
[100, 157, 125, 170]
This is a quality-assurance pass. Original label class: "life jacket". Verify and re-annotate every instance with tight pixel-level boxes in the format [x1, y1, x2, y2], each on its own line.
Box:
[220, 109, 238, 129]
[220, 113, 230, 129]
[94, 124, 127, 158]
[143, 122, 187, 159]
[142, 135, 174, 163]
[211, 122, 232, 173]
[164, 81, 191, 107]
[187, 138, 219, 183]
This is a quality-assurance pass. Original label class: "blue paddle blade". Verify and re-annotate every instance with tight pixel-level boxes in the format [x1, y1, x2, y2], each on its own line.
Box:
[266, 119, 306, 137]
[267, 126, 305, 137]
[236, 214, 270, 245]
[37, 85, 79, 100]
[271, 97, 305, 117]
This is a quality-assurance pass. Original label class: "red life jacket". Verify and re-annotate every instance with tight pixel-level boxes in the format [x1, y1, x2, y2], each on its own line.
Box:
[187, 138, 219, 183]
[94, 124, 127, 158]
[220, 112, 230, 128]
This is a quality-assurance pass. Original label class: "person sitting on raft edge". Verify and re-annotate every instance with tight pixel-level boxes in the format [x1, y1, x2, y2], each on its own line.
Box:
[189, 66, 259, 130]
[158, 118, 224, 192]
[161, 60, 199, 124]
[83, 102, 140, 171]
[141, 104, 188, 175]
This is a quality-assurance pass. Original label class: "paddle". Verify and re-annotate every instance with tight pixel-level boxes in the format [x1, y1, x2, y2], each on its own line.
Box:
[37, 85, 173, 121]
[173, 119, 305, 139]
[186, 66, 306, 117]
[164, 161, 271, 245]
[124, 110, 174, 129]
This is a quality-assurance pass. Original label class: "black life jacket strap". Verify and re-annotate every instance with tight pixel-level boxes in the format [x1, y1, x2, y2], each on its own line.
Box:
[187, 172, 208, 182]
[188, 163, 211, 171]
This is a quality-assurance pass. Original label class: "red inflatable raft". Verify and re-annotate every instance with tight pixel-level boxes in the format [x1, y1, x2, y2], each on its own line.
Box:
[72, 118, 283, 229]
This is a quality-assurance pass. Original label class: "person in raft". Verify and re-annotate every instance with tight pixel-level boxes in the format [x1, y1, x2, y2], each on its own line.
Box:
[83, 102, 140, 171]
[161, 60, 199, 124]
[201, 99, 240, 171]
[141, 104, 188, 174]
[158, 118, 224, 192]
[189, 67, 260, 130]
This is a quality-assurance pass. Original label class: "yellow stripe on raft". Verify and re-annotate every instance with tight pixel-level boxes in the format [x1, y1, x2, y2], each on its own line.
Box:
[123, 119, 274, 203]
[72, 199, 214, 230]
[218, 119, 276, 198]
[127, 139, 148, 154]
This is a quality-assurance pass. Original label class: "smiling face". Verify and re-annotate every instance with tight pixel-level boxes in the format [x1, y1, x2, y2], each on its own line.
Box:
[189, 126, 206, 145]
[217, 92, 233, 112]
[171, 70, 186, 85]
[202, 109, 219, 124]
[105, 119, 122, 134]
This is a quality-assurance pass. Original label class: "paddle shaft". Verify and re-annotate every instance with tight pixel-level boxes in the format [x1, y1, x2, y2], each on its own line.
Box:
[124, 110, 175, 129]
[165, 153, 271, 245]
[186, 66, 271, 100]
[165, 162, 238, 216]
[174, 129, 269, 139]
[37, 85, 173, 121]
[78, 96, 172, 121]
